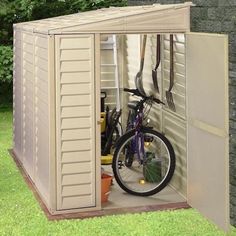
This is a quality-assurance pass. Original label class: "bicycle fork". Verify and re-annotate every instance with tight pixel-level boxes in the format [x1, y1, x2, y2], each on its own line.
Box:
[135, 130, 146, 164]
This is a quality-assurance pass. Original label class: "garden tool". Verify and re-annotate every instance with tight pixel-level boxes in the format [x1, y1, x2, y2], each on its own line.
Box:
[135, 34, 147, 96]
[165, 34, 176, 112]
[152, 34, 161, 93]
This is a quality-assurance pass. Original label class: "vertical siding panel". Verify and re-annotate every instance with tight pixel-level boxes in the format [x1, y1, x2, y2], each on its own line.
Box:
[13, 29, 23, 161]
[162, 34, 186, 118]
[34, 34, 50, 206]
[162, 34, 187, 197]
[22, 32, 35, 180]
[13, 30, 50, 207]
[55, 35, 96, 210]
[162, 111, 187, 197]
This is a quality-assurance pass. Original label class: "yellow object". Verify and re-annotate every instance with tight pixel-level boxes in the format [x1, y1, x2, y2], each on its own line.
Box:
[139, 179, 146, 185]
[100, 112, 106, 133]
[101, 154, 113, 165]
[144, 142, 151, 147]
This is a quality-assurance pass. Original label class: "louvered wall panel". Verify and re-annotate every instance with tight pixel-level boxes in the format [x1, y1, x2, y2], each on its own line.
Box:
[143, 35, 162, 99]
[13, 29, 23, 161]
[162, 111, 187, 196]
[143, 35, 162, 130]
[125, 34, 186, 196]
[162, 34, 187, 197]
[22, 32, 35, 180]
[34, 34, 50, 204]
[124, 34, 139, 125]
[55, 35, 96, 210]
[125, 34, 162, 130]
[126, 34, 140, 89]
[100, 35, 117, 109]
[162, 34, 186, 118]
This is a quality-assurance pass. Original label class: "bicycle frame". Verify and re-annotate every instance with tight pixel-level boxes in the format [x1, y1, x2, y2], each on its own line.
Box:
[126, 99, 147, 163]
[123, 88, 164, 165]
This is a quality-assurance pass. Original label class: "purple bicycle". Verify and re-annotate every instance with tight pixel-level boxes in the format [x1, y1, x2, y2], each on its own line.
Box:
[112, 88, 176, 196]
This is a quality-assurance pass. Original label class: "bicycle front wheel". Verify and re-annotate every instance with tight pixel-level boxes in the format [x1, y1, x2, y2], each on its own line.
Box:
[112, 127, 175, 196]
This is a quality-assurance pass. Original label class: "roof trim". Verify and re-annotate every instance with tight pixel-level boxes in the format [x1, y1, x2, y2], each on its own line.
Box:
[14, 2, 194, 34]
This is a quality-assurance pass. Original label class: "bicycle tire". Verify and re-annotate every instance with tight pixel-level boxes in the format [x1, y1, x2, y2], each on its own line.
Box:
[102, 126, 120, 156]
[112, 127, 175, 196]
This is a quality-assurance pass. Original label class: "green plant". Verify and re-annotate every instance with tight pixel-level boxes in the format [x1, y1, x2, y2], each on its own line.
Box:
[0, 46, 13, 83]
[67, 0, 127, 12]
[0, 46, 13, 105]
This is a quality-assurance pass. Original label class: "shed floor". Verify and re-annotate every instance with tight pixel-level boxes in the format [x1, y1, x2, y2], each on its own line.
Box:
[9, 150, 189, 220]
[102, 165, 186, 210]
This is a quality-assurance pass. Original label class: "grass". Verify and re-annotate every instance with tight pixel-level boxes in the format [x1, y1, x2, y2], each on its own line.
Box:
[0, 107, 236, 236]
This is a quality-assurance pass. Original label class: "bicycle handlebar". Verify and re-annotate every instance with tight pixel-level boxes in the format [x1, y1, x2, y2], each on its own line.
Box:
[123, 88, 165, 105]
[123, 88, 142, 97]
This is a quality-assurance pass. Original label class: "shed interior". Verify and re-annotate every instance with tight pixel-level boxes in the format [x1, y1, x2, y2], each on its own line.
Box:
[99, 33, 187, 209]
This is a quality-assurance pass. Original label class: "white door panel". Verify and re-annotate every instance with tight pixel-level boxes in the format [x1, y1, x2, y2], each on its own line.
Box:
[186, 33, 229, 231]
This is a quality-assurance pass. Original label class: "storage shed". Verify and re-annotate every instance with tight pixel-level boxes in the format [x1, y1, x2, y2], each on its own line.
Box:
[13, 2, 230, 231]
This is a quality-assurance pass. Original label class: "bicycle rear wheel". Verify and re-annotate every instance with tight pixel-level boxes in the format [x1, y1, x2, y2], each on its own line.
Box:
[112, 127, 175, 196]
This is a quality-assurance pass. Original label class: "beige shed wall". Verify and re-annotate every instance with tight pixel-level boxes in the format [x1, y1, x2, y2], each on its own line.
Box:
[13, 29, 51, 207]
[22, 31, 35, 180]
[162, 34, 187, 197]
[13, 29, 23, 161]
[34, 33, 50, 205]
[55, 34, 96, 210]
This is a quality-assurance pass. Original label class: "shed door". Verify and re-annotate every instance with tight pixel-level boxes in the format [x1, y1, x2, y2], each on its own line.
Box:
[55, 34, 96, 210]
[186, 33, 229, 231]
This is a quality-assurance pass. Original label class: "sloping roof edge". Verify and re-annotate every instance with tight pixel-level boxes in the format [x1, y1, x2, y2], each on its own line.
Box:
[14, 2, 194, 34]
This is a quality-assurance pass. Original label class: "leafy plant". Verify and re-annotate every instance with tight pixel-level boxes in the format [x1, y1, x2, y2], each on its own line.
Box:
[0, 0, 127, 46]
[0, 46, 13, 83]
[67, 0, 127, 12]
[0, 0, 127, 105]
[0, 46, 13, 104]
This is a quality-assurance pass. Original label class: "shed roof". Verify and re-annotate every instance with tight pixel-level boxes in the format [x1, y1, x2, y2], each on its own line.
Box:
[14, 2, 193, 34]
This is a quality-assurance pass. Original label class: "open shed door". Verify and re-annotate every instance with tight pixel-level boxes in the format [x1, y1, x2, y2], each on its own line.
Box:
[186, 33, 229, 231]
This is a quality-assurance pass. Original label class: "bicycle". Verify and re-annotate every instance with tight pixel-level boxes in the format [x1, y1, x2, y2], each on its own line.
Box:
[112, 88, 176, 196]
[101, 106, 122, 156]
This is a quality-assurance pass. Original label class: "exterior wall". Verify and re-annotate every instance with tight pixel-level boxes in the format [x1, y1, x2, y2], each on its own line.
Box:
[34, 34, 50, 206]
[129, 0, 236, 226]
[22, 31, 35, 180]
[55, 34, 96, 211]
[13, 29, 23, 161]
[13, 29, 51, 207]
[14, 31, 98, 213]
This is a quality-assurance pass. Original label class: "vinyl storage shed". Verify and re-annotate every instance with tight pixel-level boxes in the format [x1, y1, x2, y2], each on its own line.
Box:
[13, 2, 230, 231]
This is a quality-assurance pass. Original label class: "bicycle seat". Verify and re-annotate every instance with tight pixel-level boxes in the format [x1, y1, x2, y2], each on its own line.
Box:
[128, 100, 139, 110]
